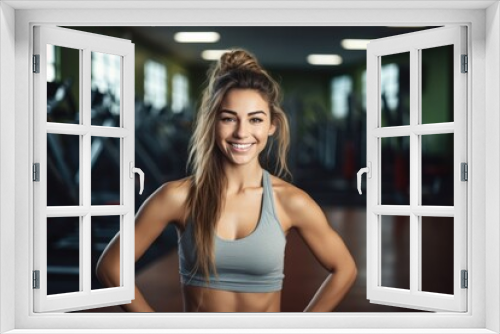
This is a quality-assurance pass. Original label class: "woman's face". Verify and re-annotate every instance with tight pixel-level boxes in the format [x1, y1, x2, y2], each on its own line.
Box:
[215, 88, 276, 167]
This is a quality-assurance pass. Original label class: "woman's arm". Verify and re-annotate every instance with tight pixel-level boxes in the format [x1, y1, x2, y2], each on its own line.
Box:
[280, 187, 357, 312]
[96, 179, 188, 312]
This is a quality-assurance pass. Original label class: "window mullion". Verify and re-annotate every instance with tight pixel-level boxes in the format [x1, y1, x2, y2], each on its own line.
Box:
[82, 47, 92, 295]
[122, 51, 135, 292]
[409, 48, 420, 294]
[82, 214, 91, 293]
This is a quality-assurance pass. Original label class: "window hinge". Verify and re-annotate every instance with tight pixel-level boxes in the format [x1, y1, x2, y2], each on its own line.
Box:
[461, 54, 468, 73]
[461, 270, 468, 289]
[33, 270, 40, 289]
[461, 163, 468, 181]
[33, 54, 40, 73]
[33, 163, 40, 182]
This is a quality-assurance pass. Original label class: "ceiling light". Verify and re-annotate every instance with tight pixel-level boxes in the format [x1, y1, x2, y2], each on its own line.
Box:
[307, 54, 342, 66]
[341, 39, 371, 50]
[201, 50, 229, 61]
[174, 32, 220, 43]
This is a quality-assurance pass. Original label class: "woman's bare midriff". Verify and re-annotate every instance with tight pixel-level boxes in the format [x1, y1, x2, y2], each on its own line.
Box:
[182, 285, 281, 312]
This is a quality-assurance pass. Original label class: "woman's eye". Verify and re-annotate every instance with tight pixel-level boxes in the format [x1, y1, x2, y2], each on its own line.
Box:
[250, 118, 263, 123]
[221, 117, 235, 122]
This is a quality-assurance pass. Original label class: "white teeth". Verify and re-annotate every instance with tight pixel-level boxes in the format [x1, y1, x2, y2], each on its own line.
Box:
[231, 143, 252, 149]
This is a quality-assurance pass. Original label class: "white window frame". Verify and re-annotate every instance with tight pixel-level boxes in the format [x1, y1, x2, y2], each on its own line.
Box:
[33, 25, 136, 313]
[365, 26, 467, 312]
[1, 1, 499, 333]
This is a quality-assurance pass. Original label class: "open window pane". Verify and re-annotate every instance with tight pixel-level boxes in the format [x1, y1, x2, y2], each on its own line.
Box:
[91, 216, 121, 290]
[380, 52, 410, 127]
[381, 215, 410, 290]
[421, 216, 454, 294]
[381, 136, 410, 205]
[421, 45, 454, 124]
[421, 133, 454, 206]
[366, 26, 466, 312]
[47, 217, 80, 295]
[35, 26, 135, 313]
[91, 52, 121, 127]
[47, 133, 80, 206]
[47, 45, 80, 124]
[91, 137, 121, 205]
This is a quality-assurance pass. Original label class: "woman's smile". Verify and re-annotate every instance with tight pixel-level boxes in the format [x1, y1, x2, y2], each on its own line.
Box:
[230, 142, 255, 152]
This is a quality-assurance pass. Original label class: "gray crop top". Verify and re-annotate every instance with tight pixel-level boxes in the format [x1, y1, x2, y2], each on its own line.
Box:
[177, 170, 287, 293]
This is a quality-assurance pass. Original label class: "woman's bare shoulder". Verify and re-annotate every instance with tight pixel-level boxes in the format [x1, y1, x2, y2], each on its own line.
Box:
[268, 174, 315, 222]
[152, 176, 192, 223]
[156, 176, 191, 206]
[268, 174, 329, 232]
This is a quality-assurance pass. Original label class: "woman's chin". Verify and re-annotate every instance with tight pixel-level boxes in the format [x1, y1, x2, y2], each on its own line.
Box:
[226, 155, 257, 166]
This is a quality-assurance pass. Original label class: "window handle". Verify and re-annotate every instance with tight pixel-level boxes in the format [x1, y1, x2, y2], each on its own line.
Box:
[129, 162, 144, 195]
[357, 162, 371, 195]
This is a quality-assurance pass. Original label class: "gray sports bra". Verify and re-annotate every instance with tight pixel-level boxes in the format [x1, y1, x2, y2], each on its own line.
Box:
[177, 170, 287, 293]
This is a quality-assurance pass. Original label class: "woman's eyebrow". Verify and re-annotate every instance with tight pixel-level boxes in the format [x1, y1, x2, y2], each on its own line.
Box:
[219, 109, 268, 116]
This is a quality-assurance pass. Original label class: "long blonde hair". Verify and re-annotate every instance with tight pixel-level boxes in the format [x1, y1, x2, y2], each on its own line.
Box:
[185, 49, 291, 281]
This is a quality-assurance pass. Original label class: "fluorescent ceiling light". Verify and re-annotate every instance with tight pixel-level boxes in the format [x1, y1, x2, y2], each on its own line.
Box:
[307, 54, 342, 66]
[174, 32, 220, 43]
[201, 50, 229, 61]
[341, 39, 371, 50]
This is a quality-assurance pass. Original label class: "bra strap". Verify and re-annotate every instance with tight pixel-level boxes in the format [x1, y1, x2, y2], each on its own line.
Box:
[263, 170, 279, 220]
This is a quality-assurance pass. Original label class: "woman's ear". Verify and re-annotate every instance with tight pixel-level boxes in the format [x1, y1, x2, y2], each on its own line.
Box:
[269, 121, 277, 136]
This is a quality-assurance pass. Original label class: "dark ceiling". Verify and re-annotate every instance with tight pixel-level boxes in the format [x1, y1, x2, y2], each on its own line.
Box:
[127, 26, 436, 70]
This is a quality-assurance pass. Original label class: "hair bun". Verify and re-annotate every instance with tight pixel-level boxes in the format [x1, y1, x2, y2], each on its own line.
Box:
[218, 49, 262, 75]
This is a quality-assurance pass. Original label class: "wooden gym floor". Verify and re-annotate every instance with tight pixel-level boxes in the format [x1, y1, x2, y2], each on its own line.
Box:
[83, 207, 436, 313]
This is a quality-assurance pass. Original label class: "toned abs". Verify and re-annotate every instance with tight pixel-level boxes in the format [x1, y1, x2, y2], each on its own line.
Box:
[182, 285, 281, 312]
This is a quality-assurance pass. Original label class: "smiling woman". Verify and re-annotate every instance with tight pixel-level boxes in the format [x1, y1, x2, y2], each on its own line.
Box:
[96, 48, 357, 312]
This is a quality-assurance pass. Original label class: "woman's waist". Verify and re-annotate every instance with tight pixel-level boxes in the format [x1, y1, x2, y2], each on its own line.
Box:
[182, 285, 281, 312]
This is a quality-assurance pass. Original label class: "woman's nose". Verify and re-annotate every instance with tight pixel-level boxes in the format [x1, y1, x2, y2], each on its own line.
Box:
[234, 121, 249, 138]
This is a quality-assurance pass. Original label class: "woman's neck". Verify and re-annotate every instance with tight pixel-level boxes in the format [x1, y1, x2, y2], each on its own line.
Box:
[222, 163, 264, 194]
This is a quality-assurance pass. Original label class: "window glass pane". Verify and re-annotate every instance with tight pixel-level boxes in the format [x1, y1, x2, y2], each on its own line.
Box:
[361, 70, 367, 110]
[91, 52, 121, 127]
[421, 45, 454, 124]
[92, 216, 121, 290]
[46, 44, 57, 83]
[47, 45, 80, 124]
[380, 52, 410, 127]
[144, 60, 167, 112]
[421, 216, 454, 294]
[171, 73, 189, 113]
[421, 133, 454, 206]
[91, 137, 121, 205]
[381, 215, 410, 290]
[47, 217, 80, 295]
[331, 75, 352, 119]
[47, 134, 80, 206]
[381, 136, 410, 205]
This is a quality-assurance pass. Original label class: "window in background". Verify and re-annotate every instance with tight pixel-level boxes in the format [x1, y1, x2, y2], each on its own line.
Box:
[362, 70, 367, 110]
[171, 73, 189, 113]
[381, 63, 399, 111]
[91, 51, 121, 116]
[331, 75, 353, 119]
[46, 44, 58, 82]
[144, 60, 167, 111]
